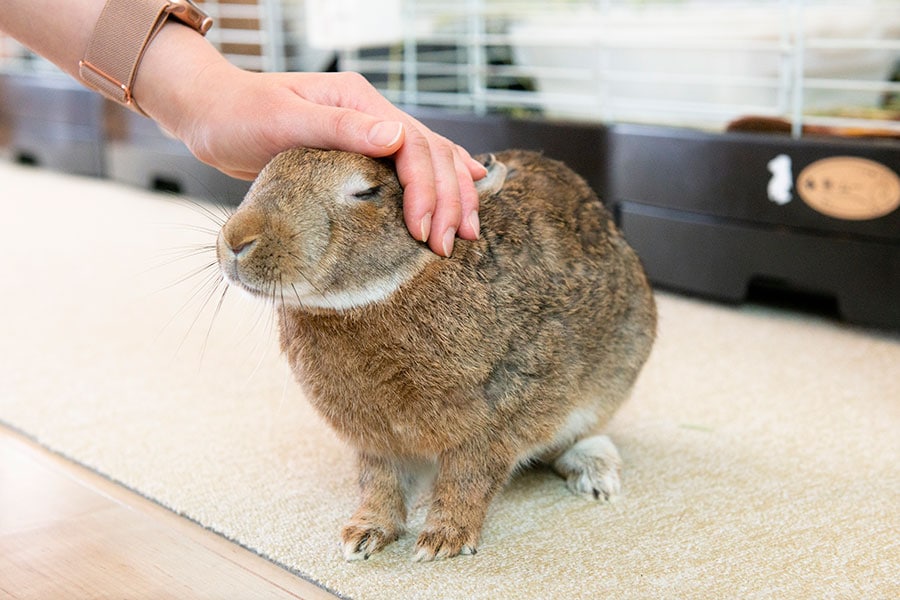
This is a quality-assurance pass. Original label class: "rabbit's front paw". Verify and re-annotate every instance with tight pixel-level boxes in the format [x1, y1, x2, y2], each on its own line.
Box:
[412, 526, 478, 562]
[554, 435, 622, 502]
[341, 520, 403, 561]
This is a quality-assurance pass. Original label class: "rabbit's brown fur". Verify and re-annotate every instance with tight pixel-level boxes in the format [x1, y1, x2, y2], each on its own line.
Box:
[217, 148, 656, 561]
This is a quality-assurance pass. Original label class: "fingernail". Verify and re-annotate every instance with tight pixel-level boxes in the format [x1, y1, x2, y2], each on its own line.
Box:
[367, 121, 404, 148]
[442, 227, 456, 257]
[467, 211, 480, 238]
[419, 212, 432, 242]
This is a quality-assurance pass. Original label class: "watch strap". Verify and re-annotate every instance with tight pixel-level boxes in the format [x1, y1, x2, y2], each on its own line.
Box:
[79, 0, 211, 116]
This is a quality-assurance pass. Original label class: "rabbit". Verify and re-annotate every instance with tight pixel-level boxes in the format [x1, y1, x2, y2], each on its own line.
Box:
[216, 148, 657, 562]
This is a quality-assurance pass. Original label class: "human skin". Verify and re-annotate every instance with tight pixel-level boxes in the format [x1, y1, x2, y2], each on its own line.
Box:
[0, 0, 485, 256]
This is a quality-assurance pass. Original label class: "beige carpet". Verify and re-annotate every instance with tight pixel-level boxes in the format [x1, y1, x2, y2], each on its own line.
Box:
[1, 161, 898, 599]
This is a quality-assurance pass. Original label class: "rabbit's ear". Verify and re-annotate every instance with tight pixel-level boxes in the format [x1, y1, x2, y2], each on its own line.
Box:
[475, 154, 508, 197]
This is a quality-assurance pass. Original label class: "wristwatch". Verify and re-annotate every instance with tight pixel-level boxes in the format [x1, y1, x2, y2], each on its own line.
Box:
[79, 0, 213, 116]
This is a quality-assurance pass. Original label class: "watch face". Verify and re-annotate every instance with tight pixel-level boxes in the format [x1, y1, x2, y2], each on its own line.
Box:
[169, 0, 213, 34]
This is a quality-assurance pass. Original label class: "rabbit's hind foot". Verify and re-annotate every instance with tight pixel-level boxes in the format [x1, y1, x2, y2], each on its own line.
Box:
[553, 435, 622, 502]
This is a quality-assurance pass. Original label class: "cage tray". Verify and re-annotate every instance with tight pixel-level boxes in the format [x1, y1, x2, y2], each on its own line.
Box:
[608, 125, 899, 329]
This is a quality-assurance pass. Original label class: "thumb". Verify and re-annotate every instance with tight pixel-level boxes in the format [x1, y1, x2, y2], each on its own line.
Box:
[285, 105, 405, 157]
[363, 120, 406, 156]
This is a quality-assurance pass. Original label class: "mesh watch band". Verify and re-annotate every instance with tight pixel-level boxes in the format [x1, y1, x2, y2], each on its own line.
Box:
[78, 0, 212, 116]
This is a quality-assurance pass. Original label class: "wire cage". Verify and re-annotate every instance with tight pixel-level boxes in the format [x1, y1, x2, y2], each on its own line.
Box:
[1, 0, 897, 133]
[328, 0, 900, 136]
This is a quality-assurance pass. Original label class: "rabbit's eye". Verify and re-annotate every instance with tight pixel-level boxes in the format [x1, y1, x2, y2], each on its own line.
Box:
[352, 185, 382, 201]
[341, 174, 383, 204]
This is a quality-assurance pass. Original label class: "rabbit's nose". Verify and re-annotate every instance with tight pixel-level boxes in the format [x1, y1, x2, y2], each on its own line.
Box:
[221, 208, 265, 258]
[228, 234, 259, 258]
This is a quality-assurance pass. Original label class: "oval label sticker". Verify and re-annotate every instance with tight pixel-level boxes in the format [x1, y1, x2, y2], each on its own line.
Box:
[797, 156, 900, 221]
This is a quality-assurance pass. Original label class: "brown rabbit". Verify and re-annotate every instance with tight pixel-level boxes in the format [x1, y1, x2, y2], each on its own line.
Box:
[217, 148, 656, 562]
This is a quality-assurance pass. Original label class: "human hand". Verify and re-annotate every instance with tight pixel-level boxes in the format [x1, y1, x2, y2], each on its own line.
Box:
[140, 29, 485, 257]
[1, 2, 483, 255]
[190, 68, 486, 256]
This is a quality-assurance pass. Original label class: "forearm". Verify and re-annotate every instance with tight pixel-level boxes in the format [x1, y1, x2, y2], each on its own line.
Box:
[1, 0, 230, 141]
[0, 0, 104, 79]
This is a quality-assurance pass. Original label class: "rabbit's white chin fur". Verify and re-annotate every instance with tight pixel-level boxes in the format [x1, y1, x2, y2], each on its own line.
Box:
[289, 272, 409, 310]
[281, 253, 435, 311]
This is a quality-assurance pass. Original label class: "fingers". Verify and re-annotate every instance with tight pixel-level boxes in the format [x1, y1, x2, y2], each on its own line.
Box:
[219, 167, 259, 181]
[451, 146, 485, 241]
[277, 72, 487, 256]
[467, 156, 490, 180]
[394, 134, 440, 249]
[282, 104, 478, 256]
[394, 126, 485, 256]
[276, 104, 407, 158]
[273, 101, 479, 256]
[365, 121, 405, 153]
[307, 73, 486, 254]
[289, 72, 408, 157]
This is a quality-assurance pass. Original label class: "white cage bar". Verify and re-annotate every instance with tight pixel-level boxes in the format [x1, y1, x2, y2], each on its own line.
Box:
[1, 0, 898, 136]
[336, 0, 900, 135]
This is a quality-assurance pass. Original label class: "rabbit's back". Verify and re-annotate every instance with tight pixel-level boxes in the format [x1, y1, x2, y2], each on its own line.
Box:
[464, 150, 656, 430]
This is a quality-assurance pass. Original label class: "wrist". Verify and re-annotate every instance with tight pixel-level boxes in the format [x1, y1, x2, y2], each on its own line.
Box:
[132, 20, 232, 138]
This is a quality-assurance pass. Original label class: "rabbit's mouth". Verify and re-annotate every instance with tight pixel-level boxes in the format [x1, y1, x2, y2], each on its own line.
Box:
[216, 230, 432, 312]
[215, 230, 302, 301]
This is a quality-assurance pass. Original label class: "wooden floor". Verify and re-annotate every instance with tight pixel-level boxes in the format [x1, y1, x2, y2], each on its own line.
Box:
[0, 425, 339, 600]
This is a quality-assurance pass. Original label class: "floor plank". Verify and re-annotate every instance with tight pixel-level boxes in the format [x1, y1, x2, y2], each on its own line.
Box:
[0, 425, 338, 600]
